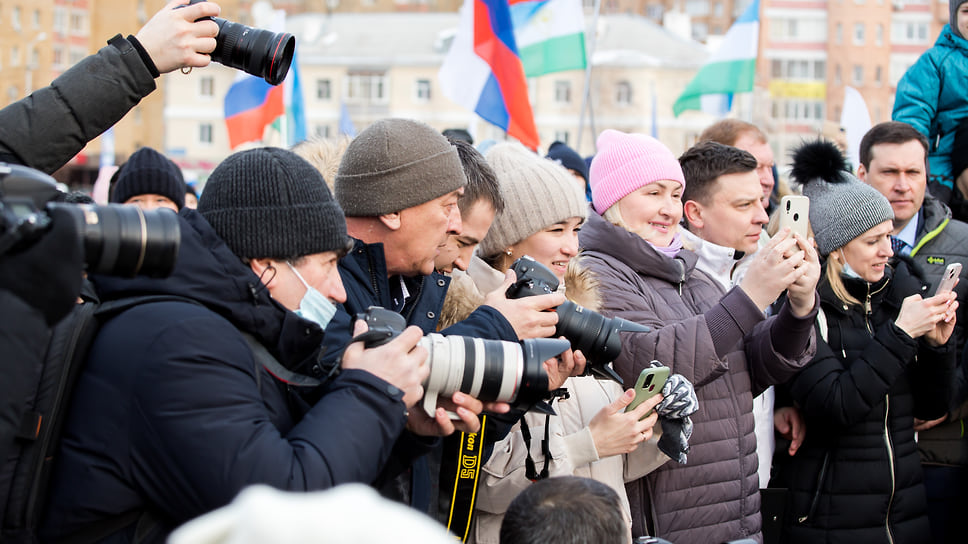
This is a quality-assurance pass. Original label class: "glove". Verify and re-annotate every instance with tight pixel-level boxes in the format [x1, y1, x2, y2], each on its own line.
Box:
[650, 364, 698, 464]
[0, 206, 83, 325]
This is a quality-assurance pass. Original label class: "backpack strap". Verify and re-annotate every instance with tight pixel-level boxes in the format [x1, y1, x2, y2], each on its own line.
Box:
[240, 333, 321, 388]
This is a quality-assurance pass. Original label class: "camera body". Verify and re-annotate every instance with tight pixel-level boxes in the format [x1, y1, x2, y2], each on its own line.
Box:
[185, 0, 295, 85]
[0, 163, 181, 278]
[355, 307, 569, 417]
[506, 256, 650, 384]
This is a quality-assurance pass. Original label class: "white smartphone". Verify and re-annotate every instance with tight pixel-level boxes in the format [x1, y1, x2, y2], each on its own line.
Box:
[934, 263, 962, 296]
[778, 195, 810, 239]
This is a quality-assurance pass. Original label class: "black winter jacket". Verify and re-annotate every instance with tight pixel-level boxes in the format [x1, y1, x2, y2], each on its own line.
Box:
[41, 211, 410, 543]
[781, 258, 955, 544]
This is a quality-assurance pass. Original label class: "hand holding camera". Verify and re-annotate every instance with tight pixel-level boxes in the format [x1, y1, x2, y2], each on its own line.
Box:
[503, 256, 650, 384]
[340, 319, 429, 409]
[351, 307, 569, 424]
[136, 0, 220, 74]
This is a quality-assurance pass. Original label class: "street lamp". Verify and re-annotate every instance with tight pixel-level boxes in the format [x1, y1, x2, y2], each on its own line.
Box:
[24, 32, 48, 96]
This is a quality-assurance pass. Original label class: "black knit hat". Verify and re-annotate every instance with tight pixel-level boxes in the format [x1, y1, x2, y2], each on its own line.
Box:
[110, 147, 186, 209]
[545, 140, 588, 185]
[198, 147, 350, 260]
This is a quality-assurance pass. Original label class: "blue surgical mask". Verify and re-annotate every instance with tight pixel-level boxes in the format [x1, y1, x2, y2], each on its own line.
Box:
[287, 262, 338, 329]
[839, 251, 864, 280]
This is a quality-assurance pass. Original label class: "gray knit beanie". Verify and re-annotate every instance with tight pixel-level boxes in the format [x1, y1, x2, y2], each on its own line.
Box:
[952, 0, 968, 39]
[478, 142, 588, 259]
[198, 147, 350, 260]
[335, 118, 466, 216]
[110, 147, 186, 209]
[792, 140, 894, 257]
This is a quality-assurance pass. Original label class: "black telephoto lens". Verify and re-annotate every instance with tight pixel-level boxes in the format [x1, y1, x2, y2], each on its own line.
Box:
[53, 203, 181, 278]
[185, 0, 295, 85]
[210, 18, 295, 85]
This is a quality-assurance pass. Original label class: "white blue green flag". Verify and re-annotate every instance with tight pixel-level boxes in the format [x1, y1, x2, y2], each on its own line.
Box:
[673, 0, 759, 117]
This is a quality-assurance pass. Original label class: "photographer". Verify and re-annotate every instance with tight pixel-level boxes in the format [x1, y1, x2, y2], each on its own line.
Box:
[0, 167, 84, 468]
[329, 119, 582, 524]
[0, 0, 220, 173]
[41, 148, 429, 543]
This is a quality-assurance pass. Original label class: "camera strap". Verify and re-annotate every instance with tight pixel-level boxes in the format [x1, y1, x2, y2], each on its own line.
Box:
[443, 415, 488, 542]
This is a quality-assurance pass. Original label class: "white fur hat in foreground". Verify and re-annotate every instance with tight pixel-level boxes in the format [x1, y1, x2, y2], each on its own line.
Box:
[168, 484, 456, 544]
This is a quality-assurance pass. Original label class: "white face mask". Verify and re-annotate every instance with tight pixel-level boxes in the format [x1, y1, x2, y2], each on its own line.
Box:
[287, 262, 338, 329]
[839, 250, 864, 280]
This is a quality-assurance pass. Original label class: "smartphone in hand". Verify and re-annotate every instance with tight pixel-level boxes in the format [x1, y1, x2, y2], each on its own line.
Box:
[625, 364, 670, 420]
[934, 263, 962, 296]
[778, 195, 810, 239]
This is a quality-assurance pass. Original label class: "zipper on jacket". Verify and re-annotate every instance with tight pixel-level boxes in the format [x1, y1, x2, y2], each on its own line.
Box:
[883, 394, 897, 544]
[799, 450, 831, 524]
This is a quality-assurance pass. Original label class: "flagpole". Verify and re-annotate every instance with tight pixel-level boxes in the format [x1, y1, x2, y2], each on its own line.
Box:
[576, 0, 602, 154]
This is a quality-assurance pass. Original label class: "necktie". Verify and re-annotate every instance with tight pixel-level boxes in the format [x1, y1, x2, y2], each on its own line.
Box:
[891, 236, 906, 255]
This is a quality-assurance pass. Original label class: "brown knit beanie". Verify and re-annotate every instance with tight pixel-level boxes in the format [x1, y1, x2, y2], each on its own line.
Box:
[479, 142, 588, 259]
[198, 147, 350, 260]
[335, 118, 466, 216]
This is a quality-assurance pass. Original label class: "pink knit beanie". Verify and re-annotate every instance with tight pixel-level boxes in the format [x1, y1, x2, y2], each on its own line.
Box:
[589, 130, 686, 215]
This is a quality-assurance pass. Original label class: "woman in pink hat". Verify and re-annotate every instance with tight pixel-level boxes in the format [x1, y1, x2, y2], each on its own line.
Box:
[578, 130, 818, 544]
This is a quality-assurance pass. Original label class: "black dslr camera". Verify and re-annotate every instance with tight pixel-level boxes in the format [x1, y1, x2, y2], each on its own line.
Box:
[354, 306, 571, 416]
[183, 0, 295, 85]
[506, 256, 649, 384]
[0, 163, 180, 277]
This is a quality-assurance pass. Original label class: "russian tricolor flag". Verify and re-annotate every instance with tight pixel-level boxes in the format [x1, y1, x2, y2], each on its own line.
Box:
[439, 0, 539, 150]
[224, 76, 285, 150]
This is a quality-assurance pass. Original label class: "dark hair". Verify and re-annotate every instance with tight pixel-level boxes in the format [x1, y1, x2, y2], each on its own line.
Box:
[679, 141, 758, 205]
[449, 137, 505, 215]
[443, 128, 474, 145]
[499, 476, 626, 544]
[859, 121, 929, 170]
[698, 119, 766, 147]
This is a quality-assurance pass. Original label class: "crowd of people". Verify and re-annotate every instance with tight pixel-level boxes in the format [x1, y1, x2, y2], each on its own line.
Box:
[3, 1, 968, 544]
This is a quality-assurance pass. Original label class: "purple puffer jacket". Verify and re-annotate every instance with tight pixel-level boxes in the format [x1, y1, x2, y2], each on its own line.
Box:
[578, 212, 817, 544]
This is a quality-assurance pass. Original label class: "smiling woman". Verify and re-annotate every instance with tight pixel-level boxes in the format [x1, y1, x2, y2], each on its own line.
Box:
[775, 140, 959, 544]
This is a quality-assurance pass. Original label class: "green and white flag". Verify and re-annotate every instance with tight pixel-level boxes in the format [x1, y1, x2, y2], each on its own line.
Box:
[512, 0, 587, 77]
[673, 0, 759, 117]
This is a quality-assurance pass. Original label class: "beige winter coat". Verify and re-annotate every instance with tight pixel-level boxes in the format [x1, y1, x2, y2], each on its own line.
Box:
[440, 257, 670, 544]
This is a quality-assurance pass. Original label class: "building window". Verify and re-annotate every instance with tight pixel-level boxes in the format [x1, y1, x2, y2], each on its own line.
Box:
[555, 130, 570, 144]
[853, 23, 865, 45]
[554, 80, 572, 104]
[314, 125, 331, 138]
[836, 23, 842, 44]
[414, 79, 432, 102]
[876, 23, 884, 45]
[52, 46, 64, 67]
[10, 46, 19, 67]
[199, 76, 214, 97]
[70, 11, 86, 36]
[835, 64, 842, 85]
[32, 9, 39, 28]
[646, 4, 663, 18]
[685, 0, 710, 16]
[852, 65, 863, 86]
[771, 59, 783, 78]
[28, 47, 38, 68]
[199, 123, 213, 145]
[875, 65, 883, 85]
[316, 79, 331, 100]
[53, 8, 66, 35]
[345, 71, 388, 104]
[714, 1, 724, 16]
[814, 60, 826, 79]
[616, 80, 633, 106]
[12, 6, 21, 30]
